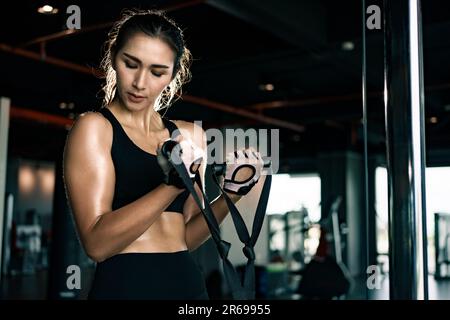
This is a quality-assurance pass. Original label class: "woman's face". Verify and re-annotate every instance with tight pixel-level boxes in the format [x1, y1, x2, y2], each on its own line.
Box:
[114, 32, 175, 111]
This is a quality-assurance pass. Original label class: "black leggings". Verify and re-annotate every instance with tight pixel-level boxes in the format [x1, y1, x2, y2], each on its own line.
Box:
[88, 250, 209, 300]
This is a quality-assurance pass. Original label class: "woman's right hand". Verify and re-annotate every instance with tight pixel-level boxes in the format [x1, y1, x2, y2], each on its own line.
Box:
[156, 137, 204, 189]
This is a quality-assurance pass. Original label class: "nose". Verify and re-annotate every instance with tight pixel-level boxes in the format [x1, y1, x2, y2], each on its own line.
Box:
[132, 69, 146, 91]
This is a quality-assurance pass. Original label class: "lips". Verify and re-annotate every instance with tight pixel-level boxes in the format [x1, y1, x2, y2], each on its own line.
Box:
[127, 92, 146, 103]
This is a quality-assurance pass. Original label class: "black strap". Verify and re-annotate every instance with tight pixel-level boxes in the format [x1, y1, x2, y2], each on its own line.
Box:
[161, 118, 181, 138]
[169, 150, 271, 299]
[211, 173, 272, 297]
[98, 108, 123, 132]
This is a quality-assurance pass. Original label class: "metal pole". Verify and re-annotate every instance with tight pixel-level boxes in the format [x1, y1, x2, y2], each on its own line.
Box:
[384, 0, 428, 300]
[362, 0, 370, 301]
[0, 97, 11, 282]
[1, 194, 14, 276]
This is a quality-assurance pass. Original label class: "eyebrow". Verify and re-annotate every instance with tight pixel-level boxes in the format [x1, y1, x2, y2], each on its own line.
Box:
[123, 52, 170, 69]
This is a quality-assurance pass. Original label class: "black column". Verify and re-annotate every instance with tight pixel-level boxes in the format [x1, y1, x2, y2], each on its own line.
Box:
[384, 0, 428, 299]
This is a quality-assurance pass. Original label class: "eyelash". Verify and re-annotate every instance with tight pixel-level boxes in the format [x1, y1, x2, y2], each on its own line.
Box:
[124, 61, 137, 69]
[124, 61, 163, 77]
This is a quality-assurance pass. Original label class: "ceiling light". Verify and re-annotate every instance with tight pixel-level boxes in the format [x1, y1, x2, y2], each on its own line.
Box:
[259, 83, 274, 91]
[341, 41, 354, 51]
[429, 117, 438, 124]
[38, 5, 59, 15]
[60, 102, 75, 110]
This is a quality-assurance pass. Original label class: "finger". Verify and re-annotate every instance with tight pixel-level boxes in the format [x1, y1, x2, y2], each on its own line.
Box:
[175, 135, 184, 143]
[236, 150, 246, 162]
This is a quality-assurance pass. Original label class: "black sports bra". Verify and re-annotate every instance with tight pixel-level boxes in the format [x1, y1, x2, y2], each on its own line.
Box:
[98, 107, 190, 214]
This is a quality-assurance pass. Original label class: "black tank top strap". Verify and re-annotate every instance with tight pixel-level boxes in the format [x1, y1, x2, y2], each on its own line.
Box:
[162, 117, 181, 138]
[98, 107, 121, 130]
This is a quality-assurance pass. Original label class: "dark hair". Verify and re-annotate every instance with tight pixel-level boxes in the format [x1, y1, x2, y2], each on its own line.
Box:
[100, 9, 192, 110]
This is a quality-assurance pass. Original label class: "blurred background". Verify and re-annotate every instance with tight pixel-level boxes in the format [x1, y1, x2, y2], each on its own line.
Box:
[1, 0, 450, 300]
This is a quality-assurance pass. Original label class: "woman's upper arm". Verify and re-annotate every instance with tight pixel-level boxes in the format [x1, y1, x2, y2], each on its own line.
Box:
[63, 111, 115, 244]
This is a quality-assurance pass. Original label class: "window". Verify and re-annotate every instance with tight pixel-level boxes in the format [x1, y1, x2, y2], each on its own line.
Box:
[375, 166, 450, 274]
[267, 173, 321, 262]
[267, 174, 321, 221]
[375, 167, 388, 255]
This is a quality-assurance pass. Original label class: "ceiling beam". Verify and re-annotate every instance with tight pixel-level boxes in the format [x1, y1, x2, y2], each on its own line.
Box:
[0, 43, 99, 76]
[248, 92, 382, 110]
[248, 80, 450, 111]
[10, 106, 73, 128]
[1, 44, 304, 133]
[182, 95, 305, 132]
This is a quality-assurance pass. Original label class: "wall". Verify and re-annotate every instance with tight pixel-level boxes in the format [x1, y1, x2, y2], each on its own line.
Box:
[6, 157, 55, 228]
[318, 151, 365, 277]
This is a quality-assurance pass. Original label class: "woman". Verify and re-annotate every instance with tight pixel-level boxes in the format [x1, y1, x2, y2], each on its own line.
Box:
[63, 9, 261, 300]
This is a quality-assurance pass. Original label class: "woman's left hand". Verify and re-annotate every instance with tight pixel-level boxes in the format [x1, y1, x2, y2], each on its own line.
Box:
[222, 147, 264, 196]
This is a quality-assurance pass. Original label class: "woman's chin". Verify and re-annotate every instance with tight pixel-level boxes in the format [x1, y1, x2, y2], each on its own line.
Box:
[118, 95, 153, 110]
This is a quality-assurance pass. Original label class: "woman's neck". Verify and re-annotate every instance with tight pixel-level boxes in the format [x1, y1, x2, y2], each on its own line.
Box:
[109, 97, 165, 134]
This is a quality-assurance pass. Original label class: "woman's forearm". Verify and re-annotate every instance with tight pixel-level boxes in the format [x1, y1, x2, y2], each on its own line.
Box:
[185, 193, 241, 251]
[84, 184, 184, 262]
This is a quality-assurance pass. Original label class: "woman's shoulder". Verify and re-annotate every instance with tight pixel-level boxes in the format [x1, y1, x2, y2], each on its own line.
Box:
[71, 110, 111, 132]
[66, 110, 113, 147]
